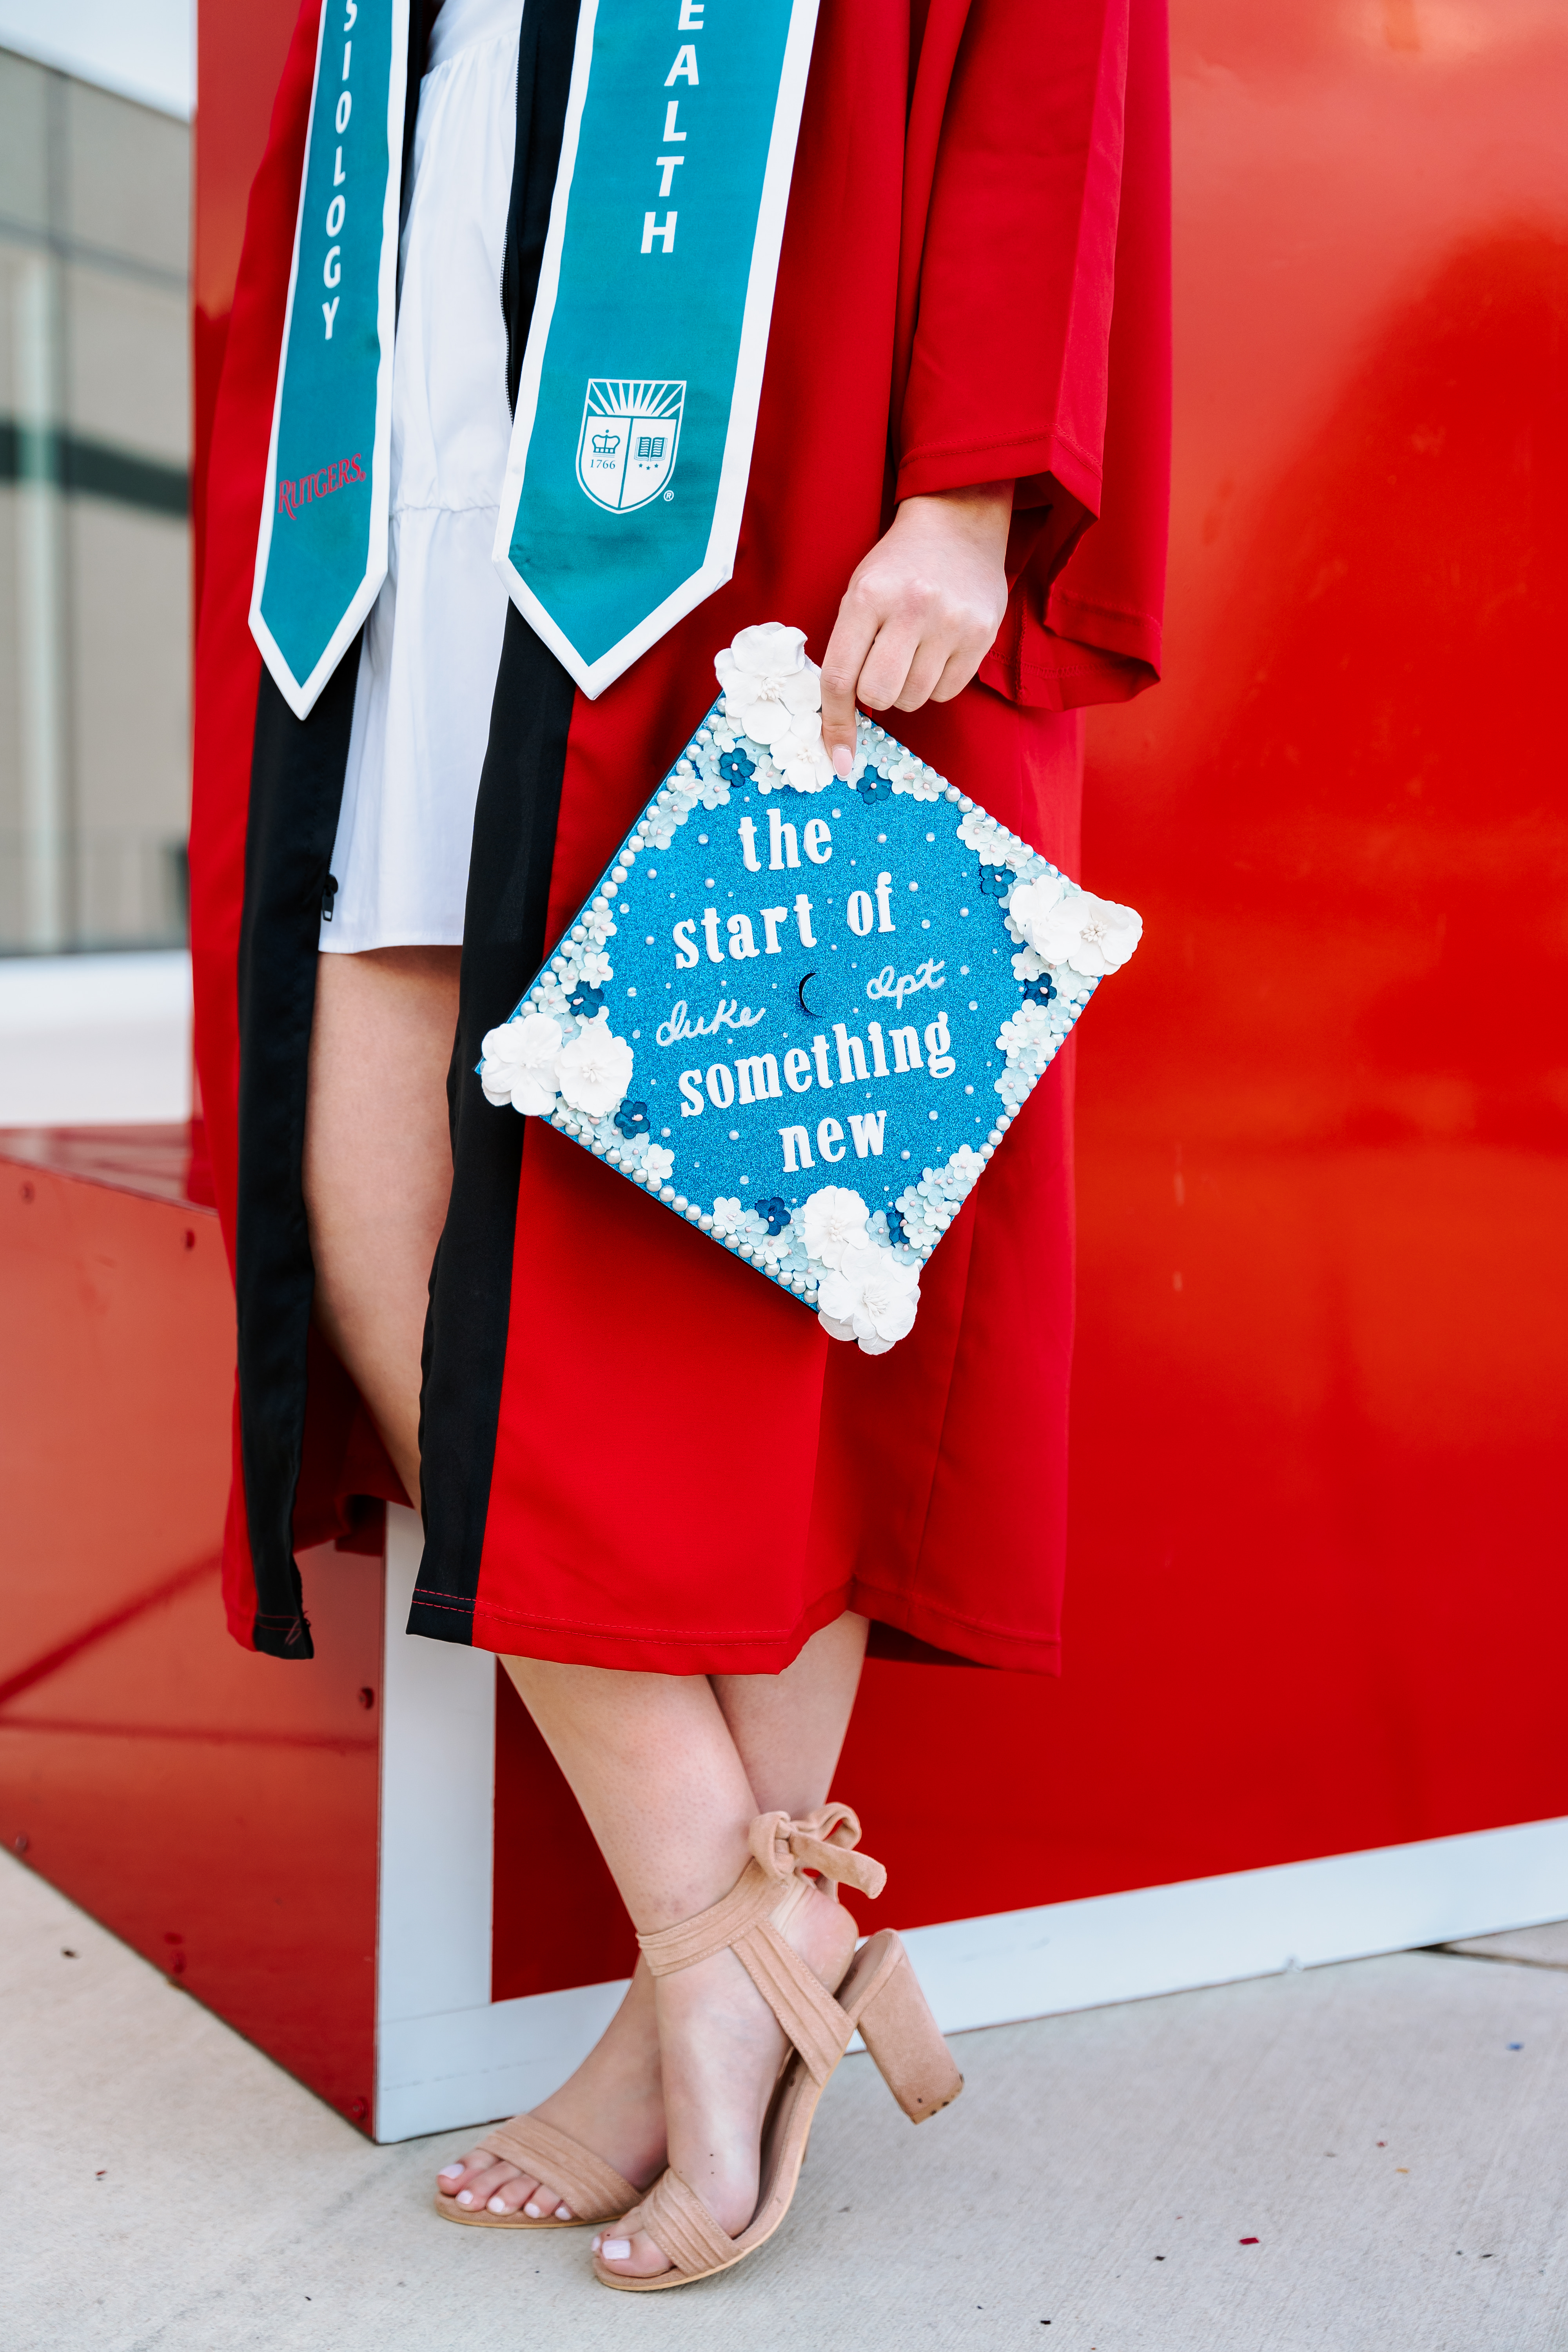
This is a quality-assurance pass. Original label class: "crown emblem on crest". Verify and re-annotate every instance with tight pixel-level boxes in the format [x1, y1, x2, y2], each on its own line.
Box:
[576, 379, 686, 513]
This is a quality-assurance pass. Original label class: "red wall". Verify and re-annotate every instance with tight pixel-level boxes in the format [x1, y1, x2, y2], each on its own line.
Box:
[183, 0, 1568, 1979]
[840, 0, 1568, 1936]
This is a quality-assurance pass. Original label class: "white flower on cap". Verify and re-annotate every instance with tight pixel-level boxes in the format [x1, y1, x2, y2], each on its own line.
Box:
[1010, 878, 1142, 977]
[532, 972, 573, 1020]
[996, 1001, 1055, 1074]
[711, 1196, 745, 1237]
[714, 623, 814, 734]
[888, 751, 943, 802]
[957, 808, 1016, 867]
[800, 1185, 871, 1270]
[554, 1010, 635, 1117]
[773, 706, 834, 795]
[1004, 873, 1066, 946]
[714, 623, 834, 794]
[479, 1012, 564, 1115]
[643, 1143, 675, 1183]
[817, 1243, 922, 1355]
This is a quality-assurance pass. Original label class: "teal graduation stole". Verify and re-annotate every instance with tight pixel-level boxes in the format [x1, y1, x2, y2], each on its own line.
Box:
[250, 0, 408, 719]
[494, 0, 820, 698]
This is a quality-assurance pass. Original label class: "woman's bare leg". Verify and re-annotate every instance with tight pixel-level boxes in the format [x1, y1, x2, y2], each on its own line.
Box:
[303, 948, 664, 2220]
[436, 1660, 750, 2227]
[301, 944, 461, 1504]
[712, 1610, 869, 1817]
[437, 1619, 871, 2232]
[440, 1653, 863, 2276]
[438, 1665, 761, 2227]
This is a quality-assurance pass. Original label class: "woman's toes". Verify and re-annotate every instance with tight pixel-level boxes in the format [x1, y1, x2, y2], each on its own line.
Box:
[438, 2147, 504, 2201]
[439, 2152, 577, 2221]
[450, 2160, 521, 2209]
[517, 2181, 573, 2220]
[483, 2171, 541, 2215]
[598, 2225, 673, 2278]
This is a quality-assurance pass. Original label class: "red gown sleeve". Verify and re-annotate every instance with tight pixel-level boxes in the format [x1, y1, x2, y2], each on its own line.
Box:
[894, 0, 1171, 709]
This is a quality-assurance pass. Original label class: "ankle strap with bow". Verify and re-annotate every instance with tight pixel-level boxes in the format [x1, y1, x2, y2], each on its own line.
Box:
[635, 1805, 887, 2087]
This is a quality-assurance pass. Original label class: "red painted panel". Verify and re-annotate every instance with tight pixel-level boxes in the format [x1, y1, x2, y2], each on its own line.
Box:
[187, 0, 1568, 2004]
[492, 1669, 638, 2001]
[835, 4, 1568, 1938]
[0, 1138, 381, 2127]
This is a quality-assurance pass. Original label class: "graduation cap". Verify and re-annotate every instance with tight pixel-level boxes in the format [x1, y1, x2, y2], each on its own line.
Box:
[480, 625, 1141, 1354]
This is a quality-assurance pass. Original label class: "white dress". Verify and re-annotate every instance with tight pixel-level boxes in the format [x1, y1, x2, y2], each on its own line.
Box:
[319, 0, 524, 954]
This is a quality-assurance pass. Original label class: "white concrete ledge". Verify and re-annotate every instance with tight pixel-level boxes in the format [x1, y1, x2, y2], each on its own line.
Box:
[372, 1796, 1568, 2142]
[376, 1982, 630, 2144]
[900, 1813, 1568, 2034]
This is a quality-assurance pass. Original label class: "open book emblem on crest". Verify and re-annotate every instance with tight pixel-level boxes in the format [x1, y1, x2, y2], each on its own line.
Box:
[576, 379, 685, 512]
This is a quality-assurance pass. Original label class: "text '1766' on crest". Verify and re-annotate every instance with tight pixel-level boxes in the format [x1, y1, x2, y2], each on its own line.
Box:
[576, 379, 685, 512]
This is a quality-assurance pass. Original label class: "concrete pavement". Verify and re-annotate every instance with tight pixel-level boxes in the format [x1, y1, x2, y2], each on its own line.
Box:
[4, 1852, 1565, 2351]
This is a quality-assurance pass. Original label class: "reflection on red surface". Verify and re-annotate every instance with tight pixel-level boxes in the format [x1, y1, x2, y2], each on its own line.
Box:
[0, 1123, 203, 1210]
[0, 1137, 381, 2127]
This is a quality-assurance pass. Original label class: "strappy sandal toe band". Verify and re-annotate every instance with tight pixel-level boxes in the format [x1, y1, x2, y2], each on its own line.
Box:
[593, 1802, 963, 2291]
[434, 2112, 641, 2229]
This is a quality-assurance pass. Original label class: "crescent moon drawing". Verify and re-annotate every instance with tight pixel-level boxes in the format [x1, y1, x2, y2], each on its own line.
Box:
[797, 970, 819, 1017]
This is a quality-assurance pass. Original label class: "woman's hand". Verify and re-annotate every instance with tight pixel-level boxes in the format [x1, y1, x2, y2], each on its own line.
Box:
[818, 482, 1013, 778]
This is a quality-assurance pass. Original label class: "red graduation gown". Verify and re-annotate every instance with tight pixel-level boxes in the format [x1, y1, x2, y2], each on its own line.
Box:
[191, 0, 1170, 1673]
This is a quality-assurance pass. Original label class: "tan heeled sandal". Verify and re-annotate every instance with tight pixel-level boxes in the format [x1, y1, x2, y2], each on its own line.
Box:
[593, 1802, 962, 2292]
[434, 2111, 642, 2230]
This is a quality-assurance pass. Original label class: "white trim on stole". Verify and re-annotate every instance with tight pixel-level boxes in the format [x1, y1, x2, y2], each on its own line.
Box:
[492, 0, 822, 701]
[249, 0, 408, 722]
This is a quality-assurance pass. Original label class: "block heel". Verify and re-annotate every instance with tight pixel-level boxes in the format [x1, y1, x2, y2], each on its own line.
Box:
[844, 1929, 964, 2121]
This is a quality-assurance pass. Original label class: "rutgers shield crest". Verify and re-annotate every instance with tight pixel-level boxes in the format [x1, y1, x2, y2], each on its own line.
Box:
[575, 379, 685, 513]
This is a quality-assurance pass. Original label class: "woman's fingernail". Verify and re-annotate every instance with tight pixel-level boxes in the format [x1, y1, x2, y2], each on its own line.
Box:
[487, 2195, 508, 2214]
[831, 745, 853, 779]
[603, 2237, 632, 2260]
[523, 2200, 543, 2217]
